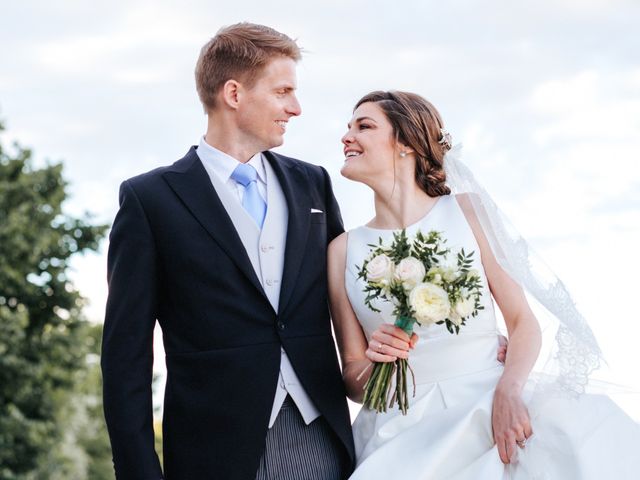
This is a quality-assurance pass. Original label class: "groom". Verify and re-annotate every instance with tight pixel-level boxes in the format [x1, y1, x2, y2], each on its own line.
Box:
[101, 23, 354, 479]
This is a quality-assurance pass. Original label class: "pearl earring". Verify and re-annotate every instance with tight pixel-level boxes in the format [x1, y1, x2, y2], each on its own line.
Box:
[400, 151, 407, 158]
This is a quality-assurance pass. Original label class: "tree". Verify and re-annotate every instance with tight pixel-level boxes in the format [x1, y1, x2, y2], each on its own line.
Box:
[0, 119, 110, 479]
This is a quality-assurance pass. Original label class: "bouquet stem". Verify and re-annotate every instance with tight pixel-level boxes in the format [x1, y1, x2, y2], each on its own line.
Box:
[362, 316, 416, 415]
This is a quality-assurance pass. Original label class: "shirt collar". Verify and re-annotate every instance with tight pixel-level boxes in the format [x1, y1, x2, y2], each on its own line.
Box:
[197, 136, 266, 184]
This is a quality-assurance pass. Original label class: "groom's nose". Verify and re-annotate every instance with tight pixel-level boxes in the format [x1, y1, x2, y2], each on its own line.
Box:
[286, 94, 301, 117]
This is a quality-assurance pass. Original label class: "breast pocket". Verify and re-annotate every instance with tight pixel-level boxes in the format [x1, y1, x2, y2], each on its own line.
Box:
[310, 212, 326, 224]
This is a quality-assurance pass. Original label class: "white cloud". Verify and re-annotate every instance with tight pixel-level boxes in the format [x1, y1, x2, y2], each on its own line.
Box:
[530, 71, 599, 115]
[530, 70, 640, 145]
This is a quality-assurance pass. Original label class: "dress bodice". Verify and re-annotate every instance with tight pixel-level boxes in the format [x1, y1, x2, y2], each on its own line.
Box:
[346, 194, 496, 338]
[345, 194, 500, 383]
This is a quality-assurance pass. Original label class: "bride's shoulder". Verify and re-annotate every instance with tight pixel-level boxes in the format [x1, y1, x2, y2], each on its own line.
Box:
[450, 193, 496, 265]
[328, 231, 348, 258]
[327, 232, 349, 280]
[451, 193, 487, 228]
[452, 192, 480, 212]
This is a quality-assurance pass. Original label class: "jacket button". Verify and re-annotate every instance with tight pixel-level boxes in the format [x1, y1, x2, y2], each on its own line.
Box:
[277, 321, 286, 330]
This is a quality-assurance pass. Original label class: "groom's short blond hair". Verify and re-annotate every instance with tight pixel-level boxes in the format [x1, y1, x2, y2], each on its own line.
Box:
[195, 22, 302, 112]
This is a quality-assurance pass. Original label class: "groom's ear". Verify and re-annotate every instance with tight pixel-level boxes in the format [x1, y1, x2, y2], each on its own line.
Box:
[221, 79, 241, 110]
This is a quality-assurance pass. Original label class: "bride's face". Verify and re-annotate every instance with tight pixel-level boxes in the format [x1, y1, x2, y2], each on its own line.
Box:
[340, 102, 398, 185]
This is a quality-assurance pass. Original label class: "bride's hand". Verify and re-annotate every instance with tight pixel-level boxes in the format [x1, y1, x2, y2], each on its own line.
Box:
[492, 384, 532, 464]
[365, 324, 418, 363]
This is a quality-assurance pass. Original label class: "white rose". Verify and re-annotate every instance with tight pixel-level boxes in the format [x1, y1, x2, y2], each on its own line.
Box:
[394, 257, 426, 290]
[409, 283, 451, 326]
[454, 297, 475, 319]
[366, 254, 394, 283]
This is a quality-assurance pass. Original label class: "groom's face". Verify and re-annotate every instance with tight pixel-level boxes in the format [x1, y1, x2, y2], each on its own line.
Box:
[236, 56, 301, 152]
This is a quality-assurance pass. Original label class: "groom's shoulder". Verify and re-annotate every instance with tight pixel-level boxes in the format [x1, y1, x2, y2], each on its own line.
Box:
[123, 146, 199, 189]
[267, 151, 329, 181]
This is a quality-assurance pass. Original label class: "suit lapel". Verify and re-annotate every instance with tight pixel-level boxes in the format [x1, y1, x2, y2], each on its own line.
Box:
[264, 151, 311, 315]
[162, 148, 269, 304]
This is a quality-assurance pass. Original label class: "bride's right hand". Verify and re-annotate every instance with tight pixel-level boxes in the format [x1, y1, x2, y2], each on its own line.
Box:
[365, 324, 419, 363]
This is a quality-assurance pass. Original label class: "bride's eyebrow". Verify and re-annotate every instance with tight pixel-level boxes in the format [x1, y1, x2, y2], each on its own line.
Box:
[356, 116, 377, 124]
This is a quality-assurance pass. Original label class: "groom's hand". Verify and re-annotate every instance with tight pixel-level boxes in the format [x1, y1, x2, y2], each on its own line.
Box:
[497, 335, 508, 363]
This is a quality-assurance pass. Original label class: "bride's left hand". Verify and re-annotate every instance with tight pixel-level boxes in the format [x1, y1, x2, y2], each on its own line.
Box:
[491, 384, 532, 464]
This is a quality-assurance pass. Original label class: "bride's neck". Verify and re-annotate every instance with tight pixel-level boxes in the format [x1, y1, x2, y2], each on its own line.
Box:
[369, 181, 437, 230]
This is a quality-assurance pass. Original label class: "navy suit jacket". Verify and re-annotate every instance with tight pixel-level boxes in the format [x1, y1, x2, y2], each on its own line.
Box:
[101, 147, 355, 479]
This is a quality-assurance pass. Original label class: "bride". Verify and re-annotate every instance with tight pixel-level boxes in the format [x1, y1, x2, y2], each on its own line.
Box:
[327, 90, 640, 479]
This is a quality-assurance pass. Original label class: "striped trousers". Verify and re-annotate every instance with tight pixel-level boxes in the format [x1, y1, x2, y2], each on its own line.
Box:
[255, 396, 349, 480]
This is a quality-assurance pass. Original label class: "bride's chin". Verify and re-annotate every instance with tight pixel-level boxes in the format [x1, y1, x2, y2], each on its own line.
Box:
[339, 165, 353, 179]
[341, 164, 362, 180]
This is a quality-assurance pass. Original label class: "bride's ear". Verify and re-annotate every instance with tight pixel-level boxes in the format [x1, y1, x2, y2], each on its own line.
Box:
[397, 143, 414, 157]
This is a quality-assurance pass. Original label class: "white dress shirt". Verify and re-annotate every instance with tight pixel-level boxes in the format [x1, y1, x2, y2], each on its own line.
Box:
[196, 136, 267, 204]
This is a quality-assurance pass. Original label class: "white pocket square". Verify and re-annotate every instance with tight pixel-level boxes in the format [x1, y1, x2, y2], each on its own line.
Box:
[310, 208, 324, 214]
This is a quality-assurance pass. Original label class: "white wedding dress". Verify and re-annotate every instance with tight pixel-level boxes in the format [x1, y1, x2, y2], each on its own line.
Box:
[345, 194, 640, 479]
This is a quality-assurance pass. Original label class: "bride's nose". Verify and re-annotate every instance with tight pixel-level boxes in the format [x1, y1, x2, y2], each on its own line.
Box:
[341, 131, 354, 146]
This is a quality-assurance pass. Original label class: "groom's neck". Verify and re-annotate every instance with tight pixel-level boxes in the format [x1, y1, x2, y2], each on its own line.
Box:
[204, 112, 261, 164]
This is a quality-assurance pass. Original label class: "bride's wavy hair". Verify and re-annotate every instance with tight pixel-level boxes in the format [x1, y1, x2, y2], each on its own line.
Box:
[355, 91, 451, 197]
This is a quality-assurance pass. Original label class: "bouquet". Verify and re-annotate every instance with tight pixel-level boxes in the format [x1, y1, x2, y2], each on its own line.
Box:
[357, 229, 484, 414]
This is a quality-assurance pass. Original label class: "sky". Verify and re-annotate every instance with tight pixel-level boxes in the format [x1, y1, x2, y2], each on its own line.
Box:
[2, 0, 639, 418]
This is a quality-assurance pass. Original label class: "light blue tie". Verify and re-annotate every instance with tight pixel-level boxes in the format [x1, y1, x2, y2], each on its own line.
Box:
[231, 163, 267, 228]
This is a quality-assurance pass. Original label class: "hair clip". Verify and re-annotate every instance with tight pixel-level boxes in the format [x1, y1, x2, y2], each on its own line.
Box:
[438, 128, 452, 151]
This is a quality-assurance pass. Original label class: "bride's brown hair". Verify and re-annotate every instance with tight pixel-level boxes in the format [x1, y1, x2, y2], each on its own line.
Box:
[354, 91, 451, 197]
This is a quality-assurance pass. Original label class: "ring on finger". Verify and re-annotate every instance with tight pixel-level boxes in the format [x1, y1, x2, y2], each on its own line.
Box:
[377, 341, 384, 353]
[516, 438, 527, 448]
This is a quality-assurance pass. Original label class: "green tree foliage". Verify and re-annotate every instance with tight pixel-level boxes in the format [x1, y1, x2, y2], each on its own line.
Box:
[0, 120, 111, 479]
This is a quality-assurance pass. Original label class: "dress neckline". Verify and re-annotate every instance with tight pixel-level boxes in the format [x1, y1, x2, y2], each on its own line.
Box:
[361, 195, 446, 232]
